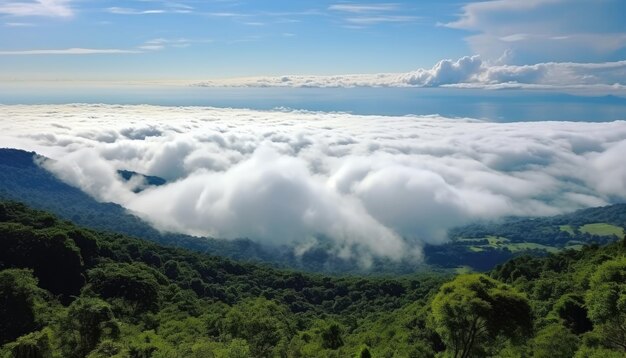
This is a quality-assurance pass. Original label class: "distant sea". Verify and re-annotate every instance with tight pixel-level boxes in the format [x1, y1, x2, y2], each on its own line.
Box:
[2, 83, 626, 122]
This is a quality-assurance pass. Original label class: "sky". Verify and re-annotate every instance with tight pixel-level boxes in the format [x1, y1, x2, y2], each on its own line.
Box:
[2, 1, 626, 265]
[1, 0, 626, 81]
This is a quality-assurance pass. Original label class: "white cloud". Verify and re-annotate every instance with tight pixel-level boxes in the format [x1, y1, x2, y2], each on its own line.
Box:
[328, 4, 400, 13]
[1, 104, 625, 264]
[4, 21, 35, 26]
[445, 0, 562, 31]
[138, 38, 205, 51]
[0, 48, 141, 55]
[0, 0, 73, 17]
[106, 7, 166, 15]
[344, 15, 419, 25]
[329, 2, 417, 26]
[445, 0, 626, 64]
[400, 55, 483, 86]
[191, 56, 626, 93]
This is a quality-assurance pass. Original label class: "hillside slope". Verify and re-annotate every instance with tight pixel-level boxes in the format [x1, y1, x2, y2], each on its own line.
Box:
[0, 148, 284, 264]
[0, 201, 624, 357]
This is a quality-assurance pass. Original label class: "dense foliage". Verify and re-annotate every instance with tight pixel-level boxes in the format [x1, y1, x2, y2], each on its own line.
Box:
[0, 201, 625, 357]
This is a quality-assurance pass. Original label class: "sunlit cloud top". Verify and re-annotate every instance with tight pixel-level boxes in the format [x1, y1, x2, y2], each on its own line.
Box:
[2, 104, 626, 265]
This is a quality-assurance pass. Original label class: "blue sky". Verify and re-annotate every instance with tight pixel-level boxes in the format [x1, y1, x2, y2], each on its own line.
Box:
[1, 0, 626, 81]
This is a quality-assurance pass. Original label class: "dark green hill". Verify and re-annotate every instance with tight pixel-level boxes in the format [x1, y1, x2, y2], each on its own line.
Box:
[0, 201, 624, 357]
[0, 148, 282, 264]
[0, 201, 446, 357]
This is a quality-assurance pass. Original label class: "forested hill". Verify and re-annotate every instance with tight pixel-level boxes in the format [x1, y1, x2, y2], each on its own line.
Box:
[0, 148, 427, 273]
[0, 148, 277, 264]
[1, 201, 625, 357]
[425, 203, 626, 270]
[0, 201, 445, 357]
[1, 147, 625, 273]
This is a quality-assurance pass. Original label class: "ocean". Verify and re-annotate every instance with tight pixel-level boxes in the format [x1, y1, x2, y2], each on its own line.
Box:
[2, 83, 626, 122]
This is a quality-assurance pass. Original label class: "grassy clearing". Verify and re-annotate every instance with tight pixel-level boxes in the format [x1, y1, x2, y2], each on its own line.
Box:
[485, 236, 509, 245]
[457, 236, 508, 244]
[461, 236, 562, 254]
[559, 225, 575, 235]
[454, 266, 474, 274]
[503, 242, 560, 254]
[456, 238, 487, 243]
[579, 223, 624, 237]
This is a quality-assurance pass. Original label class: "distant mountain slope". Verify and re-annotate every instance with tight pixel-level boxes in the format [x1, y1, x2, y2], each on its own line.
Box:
[0, 148, 401, 273]
[0, 148, 275, 263]
[117, 169, 167, 193]
[425, 204, 626, 270]
[1, 148, 624, 273]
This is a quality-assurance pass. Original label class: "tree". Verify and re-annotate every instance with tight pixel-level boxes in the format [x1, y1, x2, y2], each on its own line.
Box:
[87, 262, 162, 312]
[356, 345, 372, 358]
[585, 257, 626, 351]
[0, 269, 47, 345]
[321, 323, 344, 350]
[222, 298, 294, 357]
[60, 297, 120, 358]
[0, 224, 85, 302]
[431, 274, 532, 358]
[4, 330, 53, 358]
[532, 324, 579, 358]
[553, 293, 593, 334]
[574, 346, 625, 358]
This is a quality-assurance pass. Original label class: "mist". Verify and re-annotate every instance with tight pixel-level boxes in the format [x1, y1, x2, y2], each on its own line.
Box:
[2, 104, 625, 263]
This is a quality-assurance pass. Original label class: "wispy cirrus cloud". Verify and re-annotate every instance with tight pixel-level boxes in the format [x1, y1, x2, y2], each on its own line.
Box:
[138, 38, 210, 51]
[0, 0, 73, 17]
[106, 7, 166, 15]
[345, 15, 419, 25]
[328, 3, 400, 13]
[4, 21, 35, 26]
[105, 1, 195, 16]
[329, 2, 417, 26]
[0, 47, 140, 55]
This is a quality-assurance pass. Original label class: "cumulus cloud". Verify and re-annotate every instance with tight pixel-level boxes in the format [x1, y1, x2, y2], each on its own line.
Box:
[191, 56, 626, 93]
[1, 104, 626, 264]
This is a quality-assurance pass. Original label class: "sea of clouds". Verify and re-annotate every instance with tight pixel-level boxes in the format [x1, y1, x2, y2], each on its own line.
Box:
[192, 56, 626, 93]
[2, 104, 626, 264]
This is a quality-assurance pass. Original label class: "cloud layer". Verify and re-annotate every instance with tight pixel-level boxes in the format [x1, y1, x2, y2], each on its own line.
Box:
[192, 56, 626, 93]
[2, 104, 626, 265]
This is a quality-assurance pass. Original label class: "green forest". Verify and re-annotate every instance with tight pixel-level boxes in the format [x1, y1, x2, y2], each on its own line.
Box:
[1, 200, 625, 357]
